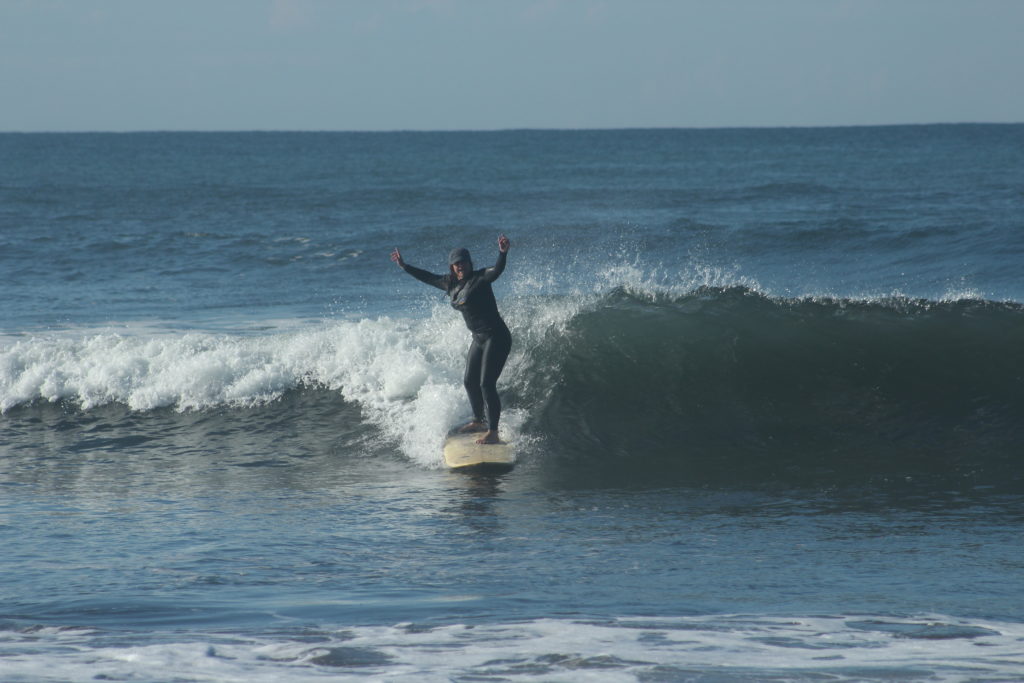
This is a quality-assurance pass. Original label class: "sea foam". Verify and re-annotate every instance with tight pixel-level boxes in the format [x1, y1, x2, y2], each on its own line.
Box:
[0, 300, 556, 467]
[1, 614, 1021, 683]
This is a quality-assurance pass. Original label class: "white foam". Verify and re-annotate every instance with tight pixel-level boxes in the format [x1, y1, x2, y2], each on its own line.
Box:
[0, 297, 572, 467]
[1, 614, 1021, 682]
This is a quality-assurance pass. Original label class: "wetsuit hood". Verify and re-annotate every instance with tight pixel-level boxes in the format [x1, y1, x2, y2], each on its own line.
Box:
[448, 247, 472, 269]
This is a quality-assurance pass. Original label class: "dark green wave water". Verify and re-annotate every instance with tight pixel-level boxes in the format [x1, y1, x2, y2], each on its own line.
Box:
[523, 288, 1024, 488]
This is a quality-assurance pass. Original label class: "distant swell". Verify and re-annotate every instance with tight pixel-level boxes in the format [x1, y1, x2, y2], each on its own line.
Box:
[521, 288, 1024, 488]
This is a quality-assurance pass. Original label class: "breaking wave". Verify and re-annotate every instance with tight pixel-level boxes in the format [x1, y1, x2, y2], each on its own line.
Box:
[3, 284, 1022, 487]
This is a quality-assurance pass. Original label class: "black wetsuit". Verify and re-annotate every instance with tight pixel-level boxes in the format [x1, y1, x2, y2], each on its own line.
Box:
[401, 251, 511, 431]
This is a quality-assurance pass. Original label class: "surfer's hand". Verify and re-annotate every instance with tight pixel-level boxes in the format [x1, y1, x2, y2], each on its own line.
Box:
[390, 247, 404, 268]
[498, 234, 510, 253]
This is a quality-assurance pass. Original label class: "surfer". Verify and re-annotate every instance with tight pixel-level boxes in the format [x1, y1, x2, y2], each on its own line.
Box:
[391, 235, 512, 445]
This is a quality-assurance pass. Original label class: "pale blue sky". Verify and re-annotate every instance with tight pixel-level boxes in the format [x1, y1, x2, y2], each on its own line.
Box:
[2, 0, 1022, 131]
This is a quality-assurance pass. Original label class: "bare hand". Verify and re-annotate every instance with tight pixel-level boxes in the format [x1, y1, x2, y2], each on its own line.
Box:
[497, 234, 511, 253]
[390, 247, 405, 268]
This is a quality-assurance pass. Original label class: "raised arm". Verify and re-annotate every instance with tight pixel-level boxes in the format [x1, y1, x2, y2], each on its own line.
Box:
[482, 234, 510, 283]
[391, 247, 447, 291]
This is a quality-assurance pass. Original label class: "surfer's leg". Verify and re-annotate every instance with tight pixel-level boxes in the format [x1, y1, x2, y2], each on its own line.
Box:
[478, 331, 511, 438]
[463, 338, 486, 427]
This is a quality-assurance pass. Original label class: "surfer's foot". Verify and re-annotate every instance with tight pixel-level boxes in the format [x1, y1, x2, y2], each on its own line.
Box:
[459, 420, 488, 434]
[475, 430, 500, 445]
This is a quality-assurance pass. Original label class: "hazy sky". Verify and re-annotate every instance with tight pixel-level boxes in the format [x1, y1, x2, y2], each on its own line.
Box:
[2, 0, 1022, 131]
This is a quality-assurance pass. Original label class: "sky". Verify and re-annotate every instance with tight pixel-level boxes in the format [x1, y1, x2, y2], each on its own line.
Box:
[1, 0, 1022, 132]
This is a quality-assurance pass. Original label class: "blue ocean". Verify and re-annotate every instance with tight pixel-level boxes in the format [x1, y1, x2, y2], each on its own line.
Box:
[2, 126, 1023, 682]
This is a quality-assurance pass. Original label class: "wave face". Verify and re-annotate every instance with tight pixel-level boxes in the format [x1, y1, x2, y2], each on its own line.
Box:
[521, 287, 1024, 488]
[3, 286, 1023, 488]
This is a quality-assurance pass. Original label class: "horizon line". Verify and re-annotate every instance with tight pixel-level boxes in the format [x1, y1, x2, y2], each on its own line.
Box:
[2, 121, 1021, 135]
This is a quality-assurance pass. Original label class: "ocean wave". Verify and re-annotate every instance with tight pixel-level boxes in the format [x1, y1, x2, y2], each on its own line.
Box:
[3, 284, 1022, 481]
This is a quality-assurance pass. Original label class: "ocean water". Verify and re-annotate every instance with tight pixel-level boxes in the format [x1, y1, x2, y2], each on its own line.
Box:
[2, 126, 1023, 681]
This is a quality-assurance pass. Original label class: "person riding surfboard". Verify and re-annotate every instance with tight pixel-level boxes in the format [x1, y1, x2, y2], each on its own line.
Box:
[391, 234, 512, 445]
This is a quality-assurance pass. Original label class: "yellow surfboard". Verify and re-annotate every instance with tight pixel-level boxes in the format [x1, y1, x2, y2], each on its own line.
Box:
[442, 432, 514, 471]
